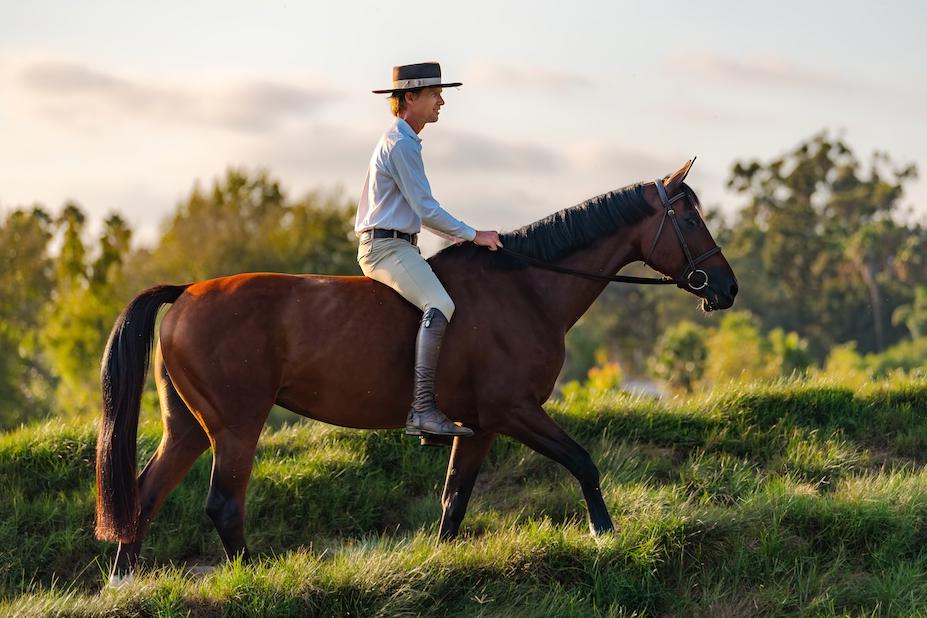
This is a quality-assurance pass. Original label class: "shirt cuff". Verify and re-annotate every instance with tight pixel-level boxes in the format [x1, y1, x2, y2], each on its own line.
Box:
[461, 225, 477, 242]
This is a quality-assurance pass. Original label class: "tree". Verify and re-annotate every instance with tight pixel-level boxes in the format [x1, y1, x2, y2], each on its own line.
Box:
[39, 209, 134, 416]
[726, 132, 924, 355]
[145, 167, 360, 284]
[0, 207, 56, 425]
[1, 171, 367, 427]
[56, 202, 88, 284]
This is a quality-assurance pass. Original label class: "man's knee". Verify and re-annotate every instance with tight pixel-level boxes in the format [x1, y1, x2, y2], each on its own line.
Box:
[426, 297, 455, 321]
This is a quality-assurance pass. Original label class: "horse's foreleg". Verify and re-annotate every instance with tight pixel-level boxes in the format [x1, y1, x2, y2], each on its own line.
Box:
[438, 432, 496, 540]
[502, 405, 614, 535]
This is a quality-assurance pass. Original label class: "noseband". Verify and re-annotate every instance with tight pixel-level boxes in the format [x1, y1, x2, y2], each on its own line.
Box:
[497, 179, 723, 289]
[644, 178, 723, 290]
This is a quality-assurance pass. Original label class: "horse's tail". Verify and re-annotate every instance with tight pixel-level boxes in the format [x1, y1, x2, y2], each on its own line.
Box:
[95, 284, 189, 543]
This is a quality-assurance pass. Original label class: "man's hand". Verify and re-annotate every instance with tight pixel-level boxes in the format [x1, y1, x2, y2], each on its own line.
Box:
[473, 230, 503, 251]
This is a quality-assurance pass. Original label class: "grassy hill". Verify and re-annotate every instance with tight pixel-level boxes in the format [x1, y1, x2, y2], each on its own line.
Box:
[2, 376, 927, 616]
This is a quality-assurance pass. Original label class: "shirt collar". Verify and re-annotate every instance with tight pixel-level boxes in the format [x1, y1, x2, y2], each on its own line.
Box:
[395, 117, 422, 143]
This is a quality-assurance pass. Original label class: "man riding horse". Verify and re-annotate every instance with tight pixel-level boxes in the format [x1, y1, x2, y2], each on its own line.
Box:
[95, 63, 738, 584]
[358, 62, 503, 439]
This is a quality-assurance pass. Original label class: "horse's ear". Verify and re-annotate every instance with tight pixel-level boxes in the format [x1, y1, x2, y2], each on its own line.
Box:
[665, 157, 696, 194]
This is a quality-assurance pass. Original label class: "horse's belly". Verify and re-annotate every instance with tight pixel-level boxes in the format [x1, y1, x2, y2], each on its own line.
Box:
[277, 358, 413, 430]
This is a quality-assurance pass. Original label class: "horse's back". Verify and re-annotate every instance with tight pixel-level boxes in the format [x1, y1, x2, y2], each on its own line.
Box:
[158, 272, 423, 429]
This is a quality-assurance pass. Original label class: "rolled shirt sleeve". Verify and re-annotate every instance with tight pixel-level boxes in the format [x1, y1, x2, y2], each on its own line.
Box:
[389, 140, 478, 241]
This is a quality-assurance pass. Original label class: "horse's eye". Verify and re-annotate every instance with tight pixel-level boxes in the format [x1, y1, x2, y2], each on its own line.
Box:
[685, 217, 700, 229]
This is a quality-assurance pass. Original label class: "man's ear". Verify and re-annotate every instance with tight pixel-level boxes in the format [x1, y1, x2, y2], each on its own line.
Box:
[665, 157, 696, 194]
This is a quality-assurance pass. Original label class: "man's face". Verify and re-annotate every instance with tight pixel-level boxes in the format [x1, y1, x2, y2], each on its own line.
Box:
[406, 87, 444, 124]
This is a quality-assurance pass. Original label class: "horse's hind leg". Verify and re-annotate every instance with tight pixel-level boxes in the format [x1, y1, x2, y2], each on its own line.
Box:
[159, 345, 273, 563]
[500, 404, 614, 535]
[110, 345, 210, 584]
[438, 432, 496, 540]
[205, 423, 266, 561]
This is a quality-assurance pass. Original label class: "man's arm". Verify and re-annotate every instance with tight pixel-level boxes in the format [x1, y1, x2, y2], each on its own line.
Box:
[389, 141, 477, 241]
[423, 225, 464, 243]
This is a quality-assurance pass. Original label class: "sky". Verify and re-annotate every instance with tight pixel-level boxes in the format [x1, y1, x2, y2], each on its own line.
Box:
[2, 0, 926, 255]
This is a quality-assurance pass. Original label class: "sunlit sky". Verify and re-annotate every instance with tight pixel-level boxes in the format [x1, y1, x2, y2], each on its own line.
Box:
[2, 1, 925, 255]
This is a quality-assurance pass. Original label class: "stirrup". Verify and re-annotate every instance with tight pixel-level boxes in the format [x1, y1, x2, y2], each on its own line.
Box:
[418, 434, 455, 447]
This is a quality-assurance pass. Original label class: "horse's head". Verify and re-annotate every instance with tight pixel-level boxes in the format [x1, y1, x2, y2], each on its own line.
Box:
[639, 159, 737, 312]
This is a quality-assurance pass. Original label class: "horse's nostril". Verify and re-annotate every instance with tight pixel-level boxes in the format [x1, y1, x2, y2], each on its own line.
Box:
[730, 282, 739, 298]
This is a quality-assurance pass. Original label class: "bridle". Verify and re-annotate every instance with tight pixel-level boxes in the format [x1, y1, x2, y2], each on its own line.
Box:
[644, 178, 723, 290]
[497, 178, 723, 290]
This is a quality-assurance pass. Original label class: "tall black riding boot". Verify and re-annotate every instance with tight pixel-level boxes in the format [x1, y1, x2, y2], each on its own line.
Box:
[405, 308, 474, 438]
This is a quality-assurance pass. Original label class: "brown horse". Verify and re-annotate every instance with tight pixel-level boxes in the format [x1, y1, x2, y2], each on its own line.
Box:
[96, 160, 737, 583]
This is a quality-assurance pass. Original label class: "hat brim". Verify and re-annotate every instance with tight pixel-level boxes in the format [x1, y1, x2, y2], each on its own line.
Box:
[372, 82, 462, 94]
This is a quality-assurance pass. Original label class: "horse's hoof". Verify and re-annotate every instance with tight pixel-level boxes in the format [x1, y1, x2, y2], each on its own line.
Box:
[589, 521, 615, 537]
[108, 572, 135, 588]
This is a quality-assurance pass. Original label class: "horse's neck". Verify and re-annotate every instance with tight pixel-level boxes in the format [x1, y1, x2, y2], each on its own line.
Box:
[538, 228, 641, 330]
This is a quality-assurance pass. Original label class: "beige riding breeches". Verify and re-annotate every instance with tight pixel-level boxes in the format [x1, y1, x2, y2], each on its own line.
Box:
[357, 237, 456, 320]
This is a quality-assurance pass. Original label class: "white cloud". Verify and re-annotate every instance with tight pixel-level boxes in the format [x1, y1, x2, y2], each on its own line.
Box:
[15, 57, 339, 134]
[674, 52, 859, 93]
[564, 142, 684, 181]
[248, 122, 373, 179]
[463, 61, 594, 95]
[256, 123, 565, 178]
[428, 130, 563, 172]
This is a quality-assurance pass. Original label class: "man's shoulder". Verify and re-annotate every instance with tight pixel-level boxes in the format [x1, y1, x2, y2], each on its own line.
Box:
[381, 127, 420, 159]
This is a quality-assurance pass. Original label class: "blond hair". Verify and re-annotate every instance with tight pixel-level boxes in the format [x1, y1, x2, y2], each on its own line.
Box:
[389, 88, 423, 116]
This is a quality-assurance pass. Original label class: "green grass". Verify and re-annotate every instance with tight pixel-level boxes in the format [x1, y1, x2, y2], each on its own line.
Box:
[2, 376, 927, 616]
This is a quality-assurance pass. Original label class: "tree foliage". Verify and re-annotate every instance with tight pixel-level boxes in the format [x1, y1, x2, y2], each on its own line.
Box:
[568, 132, 925, 384]
[144, 168, 359, 283]
[893, 286, 927, 340]
[0, 208, 55, 425]
[647, 321, 707, 393]
[725, 132, 923, 354]
[39, 211, 134, 415]
[0, 168, 361, 428]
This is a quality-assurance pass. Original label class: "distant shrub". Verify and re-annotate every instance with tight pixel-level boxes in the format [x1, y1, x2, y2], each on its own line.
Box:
[561, 348, 623, 400]
[816, 338, 927, 384]
[816, 342, 870, 386]
[867, 337, 927, 376]
[766, 327, 813, 376]
[696, 311, 811, 388]
[647, 321, 707, 393]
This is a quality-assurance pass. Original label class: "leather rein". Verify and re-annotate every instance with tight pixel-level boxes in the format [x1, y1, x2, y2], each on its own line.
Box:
[497, 178, 723, 290]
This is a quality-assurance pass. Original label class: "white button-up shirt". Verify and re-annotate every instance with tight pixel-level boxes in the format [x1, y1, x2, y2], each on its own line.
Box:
[354, 117, 477, 242]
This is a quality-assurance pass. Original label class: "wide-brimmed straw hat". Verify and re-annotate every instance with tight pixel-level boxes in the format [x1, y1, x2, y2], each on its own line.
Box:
[372, 62, 462, 94]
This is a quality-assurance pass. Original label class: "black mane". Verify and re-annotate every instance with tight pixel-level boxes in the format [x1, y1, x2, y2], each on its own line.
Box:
[435, 183, 654, 265]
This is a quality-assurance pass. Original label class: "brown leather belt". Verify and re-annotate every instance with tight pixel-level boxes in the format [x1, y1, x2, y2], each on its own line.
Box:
[360, 228, 418, 245]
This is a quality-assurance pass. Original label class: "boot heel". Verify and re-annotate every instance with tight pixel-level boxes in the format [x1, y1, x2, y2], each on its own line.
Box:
[420, 434, 454, 447]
